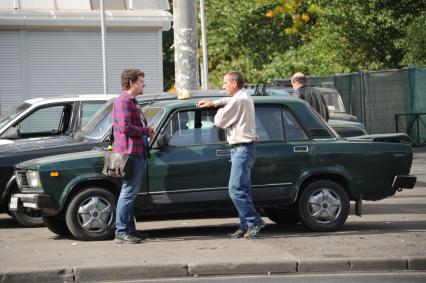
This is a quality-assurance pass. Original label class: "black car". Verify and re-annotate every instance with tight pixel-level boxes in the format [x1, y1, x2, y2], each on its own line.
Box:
[0, 91, 224, 226]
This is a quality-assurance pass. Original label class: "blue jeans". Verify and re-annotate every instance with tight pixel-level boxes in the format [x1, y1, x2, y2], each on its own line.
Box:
[228, 143, 262, 229]
[115, 157, 145, 236]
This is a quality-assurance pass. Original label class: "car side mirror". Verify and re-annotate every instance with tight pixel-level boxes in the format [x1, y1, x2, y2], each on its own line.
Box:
[156, 133, 170, 149]
[1, 126, 20, 139]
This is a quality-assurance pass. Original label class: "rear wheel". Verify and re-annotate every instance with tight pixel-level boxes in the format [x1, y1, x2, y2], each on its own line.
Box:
[297, 180, 349, 232]
[265, 208, 300, 225]
[65, 187, 116, 241]
[43, 216, 70, 237]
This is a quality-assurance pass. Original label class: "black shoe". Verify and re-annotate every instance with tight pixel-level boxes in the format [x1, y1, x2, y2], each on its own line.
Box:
[131, 231, 148, 241]
[244, 220, 266, 239]
[230, 228, 247, 239]
[114, 233, 142, 244]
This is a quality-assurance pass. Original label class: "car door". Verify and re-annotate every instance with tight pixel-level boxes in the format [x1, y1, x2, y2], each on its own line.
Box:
[147, 107, 231, 206]
[252, 105, 313, 204]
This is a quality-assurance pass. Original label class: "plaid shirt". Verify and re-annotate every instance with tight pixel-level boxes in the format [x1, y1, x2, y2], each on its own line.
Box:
[112, 92, 149, 158]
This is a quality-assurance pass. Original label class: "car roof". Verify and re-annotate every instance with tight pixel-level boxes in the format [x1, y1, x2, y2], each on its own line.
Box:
[23, 94, 118, 105]
[146, 92, 302, 109]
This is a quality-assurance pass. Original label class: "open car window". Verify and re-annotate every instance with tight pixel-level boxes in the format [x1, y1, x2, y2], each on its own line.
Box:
[161, 109, 221, 146]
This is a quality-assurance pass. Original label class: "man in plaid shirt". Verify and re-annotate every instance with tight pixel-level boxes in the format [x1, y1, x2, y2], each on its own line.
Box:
[112, 69, 154, 244]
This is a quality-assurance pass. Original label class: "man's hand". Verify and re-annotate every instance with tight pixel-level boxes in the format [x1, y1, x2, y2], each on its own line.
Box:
[148, 126, 156, 138]
[197, 100, 215, 108]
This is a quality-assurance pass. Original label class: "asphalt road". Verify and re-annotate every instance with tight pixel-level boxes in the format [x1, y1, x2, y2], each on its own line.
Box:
[0, 148, 425, 282]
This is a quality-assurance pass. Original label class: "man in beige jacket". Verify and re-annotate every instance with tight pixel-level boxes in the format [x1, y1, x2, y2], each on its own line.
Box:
[197, 71, 265, 239]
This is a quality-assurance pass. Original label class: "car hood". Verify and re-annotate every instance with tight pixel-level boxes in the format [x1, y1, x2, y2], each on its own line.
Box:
[328, 119, 365, 130]
[16, 149, 104, 170]
[0, 136, 77, 154]
[329, 112, 357, 122]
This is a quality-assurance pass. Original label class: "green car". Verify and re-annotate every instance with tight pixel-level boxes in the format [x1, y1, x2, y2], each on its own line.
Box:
[11, 95, 416, 241]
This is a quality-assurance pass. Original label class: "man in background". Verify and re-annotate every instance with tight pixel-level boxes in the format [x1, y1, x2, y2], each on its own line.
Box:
[291, 72, 329, 121]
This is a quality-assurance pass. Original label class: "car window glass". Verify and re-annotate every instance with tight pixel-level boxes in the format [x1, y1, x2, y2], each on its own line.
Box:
[80, 101, 107, 126]
[19, 105, 66, 134]
[321, 91, 345, 113]
[282, 109, 309, 141]
[255, 106, 284, 141]
[0, 103, 32, 130]
[163, 109, 220, 146]
[142, 107, 165, 129]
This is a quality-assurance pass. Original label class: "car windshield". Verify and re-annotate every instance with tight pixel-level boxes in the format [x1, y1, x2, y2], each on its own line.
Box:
[0, 102, 32, 130]
[321, 92, 346, 113]
[80, 101, 165, 141]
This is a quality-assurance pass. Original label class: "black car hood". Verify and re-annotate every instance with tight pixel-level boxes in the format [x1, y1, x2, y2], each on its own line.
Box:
[0, 136, 75, 153]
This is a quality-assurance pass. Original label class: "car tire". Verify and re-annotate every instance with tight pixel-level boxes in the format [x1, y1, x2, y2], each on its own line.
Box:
[297, 180, 349, 232]
[8, 184, 43, 227]
[43, 216, 70, 237]
[65, 187, 116, 241]
[265, 208, 300, 225]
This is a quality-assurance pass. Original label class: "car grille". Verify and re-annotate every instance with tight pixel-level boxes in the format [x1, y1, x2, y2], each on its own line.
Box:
[16, 171, 29, 187]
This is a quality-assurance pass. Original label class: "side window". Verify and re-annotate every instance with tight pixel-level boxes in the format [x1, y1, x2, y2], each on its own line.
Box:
[282, 108, 309, 141]
[19, 105, 68, 134]
[255, 106, 284, 141]
[80, 101, 107, 126]
[162, 109, 221, 146]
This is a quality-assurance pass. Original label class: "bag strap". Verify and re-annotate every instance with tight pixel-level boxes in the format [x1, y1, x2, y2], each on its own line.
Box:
[108, 126, 114, 150]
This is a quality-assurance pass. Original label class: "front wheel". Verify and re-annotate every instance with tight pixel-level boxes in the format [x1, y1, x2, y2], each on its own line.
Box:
[297, 180, 349, 232]
[43, 216, 70, 237]
[65, 187, 116, 241]
[8, 184, 43, 227]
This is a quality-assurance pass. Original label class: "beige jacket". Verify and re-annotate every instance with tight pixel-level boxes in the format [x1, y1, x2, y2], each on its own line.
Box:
[213, 89, 257, 145]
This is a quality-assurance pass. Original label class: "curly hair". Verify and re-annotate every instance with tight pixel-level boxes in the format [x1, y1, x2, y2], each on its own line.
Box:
[120, 69, 145, 90]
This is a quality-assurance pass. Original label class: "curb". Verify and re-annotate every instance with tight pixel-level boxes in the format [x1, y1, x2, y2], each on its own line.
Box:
[2, 257, 426, 282]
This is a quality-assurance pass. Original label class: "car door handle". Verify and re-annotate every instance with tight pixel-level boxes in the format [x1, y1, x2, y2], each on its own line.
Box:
[216, 149, 230, 157]
[293, 146, 309, 153]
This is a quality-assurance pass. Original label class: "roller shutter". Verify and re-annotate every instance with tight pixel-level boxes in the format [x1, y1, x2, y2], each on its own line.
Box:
[0, 29, 162, 114]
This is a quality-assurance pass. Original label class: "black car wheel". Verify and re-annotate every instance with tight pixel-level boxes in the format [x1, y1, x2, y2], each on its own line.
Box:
[265, 208, 300, 225]
[8, 184, 43, 227]
[43, 216, 70, 237]
[65, 187, 116, 241]
[297, 180, 349, 232]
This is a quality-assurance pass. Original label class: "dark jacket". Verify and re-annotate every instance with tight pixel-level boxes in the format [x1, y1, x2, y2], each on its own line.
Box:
[295, 85, 329, 121]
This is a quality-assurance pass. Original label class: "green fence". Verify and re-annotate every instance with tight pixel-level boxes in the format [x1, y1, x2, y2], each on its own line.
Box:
[297, 67, 426, 145]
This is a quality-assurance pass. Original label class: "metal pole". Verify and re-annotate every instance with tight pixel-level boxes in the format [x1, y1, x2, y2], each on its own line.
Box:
[200, 0, 208, 90]
[100, 0, 108, 95]
[173, 0, 199, 92]
[129, 0, 134, 10]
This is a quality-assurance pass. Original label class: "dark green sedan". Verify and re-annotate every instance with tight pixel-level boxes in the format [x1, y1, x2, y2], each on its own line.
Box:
[11, 95, 416, 241]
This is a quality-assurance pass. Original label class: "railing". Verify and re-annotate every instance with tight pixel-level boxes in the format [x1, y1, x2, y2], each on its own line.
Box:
[395, 113, 426, 145]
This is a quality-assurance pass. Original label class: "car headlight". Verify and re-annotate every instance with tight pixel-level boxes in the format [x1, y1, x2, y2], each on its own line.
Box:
[27, 170, 42, 189]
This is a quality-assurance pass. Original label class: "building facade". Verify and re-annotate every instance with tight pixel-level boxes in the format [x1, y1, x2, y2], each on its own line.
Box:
[0, 0, 172, 114]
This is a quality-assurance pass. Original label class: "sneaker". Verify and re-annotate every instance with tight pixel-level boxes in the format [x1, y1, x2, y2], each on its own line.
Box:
[114, 233, 142, 244]
[230, 228, 247, 239]
[244, 220, 266, 239]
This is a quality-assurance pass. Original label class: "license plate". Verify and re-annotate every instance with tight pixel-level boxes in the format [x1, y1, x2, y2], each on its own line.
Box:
[9, 197, 18, 210]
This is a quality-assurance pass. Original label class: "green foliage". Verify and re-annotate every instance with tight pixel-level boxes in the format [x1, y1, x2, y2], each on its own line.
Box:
[205, 0, 319, 86]
[162, 0, 426, 89]
[398, 12, 426, 66]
